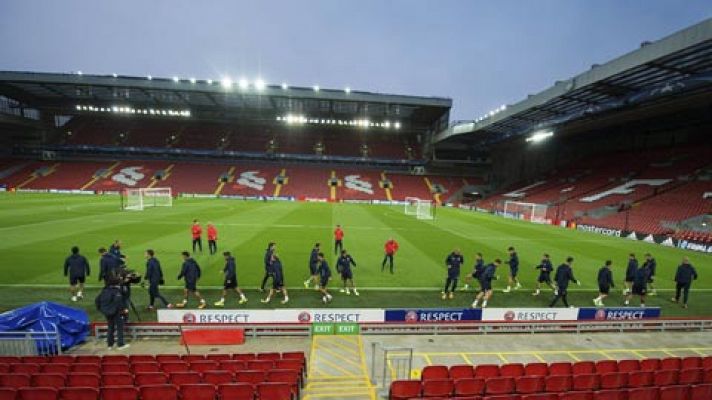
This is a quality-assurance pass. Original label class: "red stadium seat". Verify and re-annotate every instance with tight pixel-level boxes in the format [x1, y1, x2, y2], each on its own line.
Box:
[559, 392, 594, 400]
[627, 387, 658, 400]
[593, 389, 627, 400]
[572, 361, 595, 374]
[449, 365, 475, 380]
[203, 370, 235, 385]
[22, 355, 48, 364]
[134, 372, 168, 385]
[182, 354, 206, 362]
[281, 351, 305, 361]
[659, 357, 681, 370]
[599, 372, 626, 390]
[681, 356, 702, 369]
[474, 364, 500, 378]
[422, 379, 454, 397]
[267, 370, 300, 395]
[499, 364, 525, 378]
[0, 373, 30, 388]
[627, 371, 653, 387]
[138, 384, 178, 400]
[131, 362, 161, 373]
[595, 360, 617, 374]
[658, 385, 689, 400]
[32, 373, 65, 388]
[66, 373, 100, 388]
[221, 360, 248, 373]
[520, 394, 555, 400]
[206, 354, 232, 362]
[523, 363, 548, 376]
[155, 354, 182, 363]
[160, 361, 189, 373]
[257, 352, 281, 361]
[678, 367, 704, 384]
[0, 388, 15, 400]
[690, 383, 712, 399]
[102, 373, 134, 386]
[236, 370, 267, 385]
[275, 360, 303, 375]
[74, 356, 100, 364]
[257, 383, 291, 400]
[0, 365, 7, 374]
[17, 387, 57, 400]
[548, 362, 572, 376]
[572, 374, 599, 391]
[247, 360, 273, 371]
[706, 368, 712, 383]
[703, 356, 712, 369]
[217, 383, 255, 400]
[11, 363, 41, 374]
[128, 355, 155, 363]
[638, 359, 659, 371]
[390, 380, 422, 400]
[454, 378, 485, 396]
[178, 384, 216, 400]
[50, 355, 75, 364]
[514, 376, 544, 394]
[58, 387, 99, 400]
[70, 364, 100, 374]
[102, 355, 128, 364]
[42, 363, 70, 374]
[100, 386, 139, 400]
[233, 353, 257, 362]
[653, 369, 678, 386]
[616, 359, 639, 373]
[544, 375, 572, 393]
[485, 377, 515, 395]
[169, 371, 202, 385]
[102, 363, 130, 373]
[422, 366, 450, 381]
[0, 357, 20, 364]
[191, 360, 218, 373]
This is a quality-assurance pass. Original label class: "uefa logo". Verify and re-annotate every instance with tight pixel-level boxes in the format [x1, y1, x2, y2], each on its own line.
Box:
[297, 312, 312, 323]
[595, 309, 607, 321]
[405, 311, 418, 323]
[504, 311, 516, 321]
[182, 313, 196, 324]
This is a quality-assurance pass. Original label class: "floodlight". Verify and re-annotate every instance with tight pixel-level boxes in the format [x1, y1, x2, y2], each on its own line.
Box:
[77, 71, 82, 75]
[112, 73, 118, 78]
[345, 87, 351, 94]
[189, 77, 196, 84]
[238, 78, 249, 89]
[254, 79, 266, 90]
[207, 79, 213, 84]
[525, 130, 554, 143]
[394, 122, 401, 129]
[221, 77, 232, 88]
[76, 105, 81, 110]
[313, 85, 320, 92]
[281, 82, 288, 90]
[147, 75, 152, 80]
[173, 76, 179, 82]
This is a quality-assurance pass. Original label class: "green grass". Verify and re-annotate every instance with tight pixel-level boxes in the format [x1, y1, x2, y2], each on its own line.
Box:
[0, 192, 709, 321]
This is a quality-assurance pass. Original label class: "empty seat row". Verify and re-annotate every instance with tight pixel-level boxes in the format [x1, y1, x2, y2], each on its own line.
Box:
[423, 357, 712, 381]
[0, 351, 305, 365]
[0, 382, 294, 400]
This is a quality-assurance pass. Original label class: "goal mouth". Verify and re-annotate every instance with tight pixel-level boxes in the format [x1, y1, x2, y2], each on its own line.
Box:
[503, 200, 548, 223]
[121, 187, 173, 211]
[405, 197, 434, 220]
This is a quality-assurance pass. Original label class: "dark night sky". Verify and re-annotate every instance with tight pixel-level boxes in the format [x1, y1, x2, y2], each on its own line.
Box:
[1, 1, 710, 121]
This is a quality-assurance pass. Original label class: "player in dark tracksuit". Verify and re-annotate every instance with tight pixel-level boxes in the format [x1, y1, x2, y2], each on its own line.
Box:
[214, 251, 247, 306]
[260, 242, 276, 292]
[472, 259, 501, 308]
[462, 252, 484, 291]
[303, 243, 321, 289]
[624, 253, 638, 295]
[64, 246, 90, 302]
[642, 253, 657, 295]
[625, 262, 650, 307]
[533, 253, 555, 296]
[316, 253, 333, 303]
[261, 253, 289, 304]
[176, 251, 206, 308]
[593, 260, 614, 306]
[503, 246, 521, 292]
[144, 249, 170, 310]
[98, 247, 122, 284]
[549, 257, 580, 307]
[672, 256, 698, 308]
[442, 249, 464, 300]
[337, 250, 359, 296]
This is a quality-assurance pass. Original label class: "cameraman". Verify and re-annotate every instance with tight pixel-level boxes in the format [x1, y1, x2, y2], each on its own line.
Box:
[95, 275, 129, 350]
[144, 249, 171, 310]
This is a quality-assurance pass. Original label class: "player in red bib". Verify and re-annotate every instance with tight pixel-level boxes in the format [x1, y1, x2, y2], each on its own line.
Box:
[207, 222, 218, 255]
[334, 225, 344, 255]
[382, 238, 400, 274]
[191, 219, 202, 253]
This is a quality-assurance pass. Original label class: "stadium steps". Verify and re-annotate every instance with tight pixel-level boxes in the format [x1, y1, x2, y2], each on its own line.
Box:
[423, 177, 441, 205]
[303, 336, 376, 400]
[146, 163, 174, 189]
[273, 168, 288, 197]
[79, 161, 120, 190]
[214, 166, 236, 195]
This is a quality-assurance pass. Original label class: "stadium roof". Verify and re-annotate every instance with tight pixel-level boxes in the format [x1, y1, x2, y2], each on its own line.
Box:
[435, 17, 712, 146]
[0, 71, 451, 133]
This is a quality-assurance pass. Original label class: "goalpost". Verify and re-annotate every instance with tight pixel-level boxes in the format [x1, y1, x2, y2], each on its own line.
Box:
[122, 187, 173, 211]
[503, 200, 548, 223]
[404, 197, 434, 220]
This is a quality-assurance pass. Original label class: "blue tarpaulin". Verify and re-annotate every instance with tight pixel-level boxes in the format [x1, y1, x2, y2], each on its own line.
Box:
[0, 301, 90, 353]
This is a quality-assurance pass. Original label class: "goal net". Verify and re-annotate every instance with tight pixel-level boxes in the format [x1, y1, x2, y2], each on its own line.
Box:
[405, 197, 434, 220]
[503, 200, 548, 223]
[122, 187, 172, 211]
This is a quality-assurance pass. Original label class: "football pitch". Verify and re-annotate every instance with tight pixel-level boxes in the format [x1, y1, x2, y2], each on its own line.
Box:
[0, 192, 709, 321]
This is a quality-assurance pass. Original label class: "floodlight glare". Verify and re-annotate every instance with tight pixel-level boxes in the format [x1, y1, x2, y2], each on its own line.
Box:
[112, 73, 118, 78]
[173, 76, 179, 82]
[344, 87, 351, 94]
[238, 78, 249, 89]
[313, 85, 320, 92]
[254, 79, 266, 90]
[189, 77, 196, 84]
[394, 122, 401, 129]
[221, 77, 232, 88]
[281, 82, 288, 90]
[207, 79, 213, 84]
[147, 75, 152, 80]
[526, 130, 554, 143]
[77, 71, 82, 75]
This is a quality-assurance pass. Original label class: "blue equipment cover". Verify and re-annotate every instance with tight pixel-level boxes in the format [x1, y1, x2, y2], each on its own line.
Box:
[0, 301, 90, 352]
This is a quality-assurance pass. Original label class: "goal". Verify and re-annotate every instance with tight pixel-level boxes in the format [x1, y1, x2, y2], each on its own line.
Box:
[405, 197, 434, 220]
[122, 187, 173, 211]
[503, 200, 548, 223]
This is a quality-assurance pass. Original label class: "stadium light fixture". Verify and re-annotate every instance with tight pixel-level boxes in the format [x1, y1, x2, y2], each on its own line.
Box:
[313, 85, 320, 92]
[77, 71, 82, 75]
[238, 78, 249, 90]
[173, 76, 180, 82]
[112, 73, 118, 78]
[526, 130, 554, 143]
[221, 77, 232, 89]
[281, 82, 288, 90]
[254, 79, 266, 91]
[394, 122, 401, 129]
[147, 75, 152, 80]
[345, 87, 351, 94]
[189, 77, 196, 84]
[207, 79, 213, 84]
